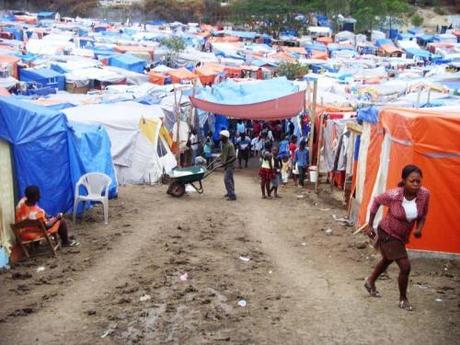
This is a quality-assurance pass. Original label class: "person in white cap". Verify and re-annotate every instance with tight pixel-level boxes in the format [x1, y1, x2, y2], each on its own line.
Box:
[219, 130, 237, 201]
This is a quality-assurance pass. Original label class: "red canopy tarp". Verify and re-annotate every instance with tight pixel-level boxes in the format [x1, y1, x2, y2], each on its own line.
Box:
[190, 90, 305, 120]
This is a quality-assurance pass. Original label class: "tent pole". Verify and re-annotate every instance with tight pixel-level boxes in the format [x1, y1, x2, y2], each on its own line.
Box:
[174, 87, 181, 166]
[315, 111, 323, 194]
[309, 79, 317, 167]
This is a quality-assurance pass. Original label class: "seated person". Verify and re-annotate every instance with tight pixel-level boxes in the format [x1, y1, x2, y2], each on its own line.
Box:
[16, 185, 79, 247]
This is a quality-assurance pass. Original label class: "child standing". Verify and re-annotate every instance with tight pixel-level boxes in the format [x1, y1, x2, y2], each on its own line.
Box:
[258, 145, 274, 199]
[280, 154, 291, 186]
[294, 140, 309, 187]
[270, 146, 282, 198]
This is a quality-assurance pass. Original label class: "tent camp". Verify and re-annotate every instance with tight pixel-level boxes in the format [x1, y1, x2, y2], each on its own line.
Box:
[353, 107, 460, 255]
[0, 97, 117, 260]
[63, 102, 177, 185]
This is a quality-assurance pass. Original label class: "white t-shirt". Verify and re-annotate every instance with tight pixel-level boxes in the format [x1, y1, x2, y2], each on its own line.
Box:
[402, 197, 417, 222]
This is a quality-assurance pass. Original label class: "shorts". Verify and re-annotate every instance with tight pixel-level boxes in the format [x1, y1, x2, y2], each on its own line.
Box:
[271, 174, 280, 187]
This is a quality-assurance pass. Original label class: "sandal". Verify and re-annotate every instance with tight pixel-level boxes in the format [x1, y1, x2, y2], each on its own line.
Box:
[399, 300, 413, 311]
[364, 280, 381, 298]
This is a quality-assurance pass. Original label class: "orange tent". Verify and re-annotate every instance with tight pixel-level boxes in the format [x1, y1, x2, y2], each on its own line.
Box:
[210, 36, 240, 43]
[317, 36, 333, 45]
[195, 64, 225, 85]
[114, 45, 154, 60]
[0, 55, 20, 79]
[166, 68, 197, 84]
[356, 107, 460, 254]
[311, 50, 328, 60]
[148, 71, 168, 85]
[378, 44, 402, 57]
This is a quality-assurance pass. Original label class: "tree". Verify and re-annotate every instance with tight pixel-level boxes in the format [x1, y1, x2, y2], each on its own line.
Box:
[276, 62, 308, 81]
[411, 13, 424, 27]
[160, 36, 186, 67]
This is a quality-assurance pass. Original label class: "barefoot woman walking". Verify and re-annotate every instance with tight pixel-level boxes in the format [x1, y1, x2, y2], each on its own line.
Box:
[364, 165, 430, 311]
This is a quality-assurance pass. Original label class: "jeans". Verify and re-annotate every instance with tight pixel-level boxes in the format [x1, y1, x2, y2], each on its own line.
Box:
[224, 167, 236, 199]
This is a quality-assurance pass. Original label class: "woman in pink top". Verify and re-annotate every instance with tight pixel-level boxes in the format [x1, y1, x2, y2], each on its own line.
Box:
[364, 165, 430, 311]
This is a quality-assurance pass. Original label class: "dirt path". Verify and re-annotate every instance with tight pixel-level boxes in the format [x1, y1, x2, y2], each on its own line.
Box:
[0, 170, 458, 345]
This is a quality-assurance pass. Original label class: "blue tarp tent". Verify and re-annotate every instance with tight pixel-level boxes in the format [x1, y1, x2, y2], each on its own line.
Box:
[20, 68, 65, 91]
[37, 12, 55, 20]
[109, 54, 145, 73]
[404, 48, 431, 59]
[0, 97, 117, 215]
[195, 77, 298, 105]
[375, 38, 392, 47]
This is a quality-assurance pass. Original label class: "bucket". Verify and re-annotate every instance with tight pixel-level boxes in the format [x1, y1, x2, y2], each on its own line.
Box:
[309, 166, 318, 183]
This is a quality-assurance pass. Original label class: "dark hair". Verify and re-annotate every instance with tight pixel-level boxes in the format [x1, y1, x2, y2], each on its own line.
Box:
[398, 165, 423, 187]
[25, 185, 40, 203]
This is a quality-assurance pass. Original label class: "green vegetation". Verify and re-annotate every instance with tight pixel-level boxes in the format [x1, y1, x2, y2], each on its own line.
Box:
[160, 36, 186, 67]
[411, 13, 424, 26]
[228, 0, 411, 35]
[276, 62, 309, 81]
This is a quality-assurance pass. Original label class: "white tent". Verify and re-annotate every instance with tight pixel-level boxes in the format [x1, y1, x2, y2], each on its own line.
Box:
[63, 101, 176, 184]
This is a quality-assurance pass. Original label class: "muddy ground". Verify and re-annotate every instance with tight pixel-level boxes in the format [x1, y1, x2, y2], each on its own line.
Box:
[0, 167, 459, 345]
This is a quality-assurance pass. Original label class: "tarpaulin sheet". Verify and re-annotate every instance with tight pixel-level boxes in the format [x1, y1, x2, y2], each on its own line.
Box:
[109, 54, 145, 73]
[20, 68, 65, 90]
[360, 107, 460, 254]
[0, 97, 116, 215]
[190, 90, 305, 120]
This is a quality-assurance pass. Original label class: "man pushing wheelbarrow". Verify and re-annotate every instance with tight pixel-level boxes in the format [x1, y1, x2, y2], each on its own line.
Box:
[166, 130, 237, 200]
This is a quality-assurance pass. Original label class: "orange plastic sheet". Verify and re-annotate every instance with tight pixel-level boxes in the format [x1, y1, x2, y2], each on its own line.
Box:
[195, 63, 226, 85]
[148, 71, 167, 85]
[166, 68, 197, 84]
[311, 50, 328, 60]
[379, 44, 402, 56]
[316, 36, 333, 45]
[360, 107, 460, 254]
[0, 55, 19, 79]
[114, 45, 154, 59]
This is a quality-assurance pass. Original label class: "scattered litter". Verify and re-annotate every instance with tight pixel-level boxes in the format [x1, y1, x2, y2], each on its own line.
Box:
[101, 323, 117, 338]
[320, 208, 331, 211]
[332, 214, 354, 226]
[301, 242, 306, 246]
[180, 273, 188, 281]
[268, 270, 273, 274]
[296, 195, 305, 199]
[325, 228, 333, 236]
[36, 266, 46, 273]
[435, 298, 443, 303]
[239, 256, 251, 262]
[139, 294, 151, 302]
[238, 299, 247, 307]
[185, 184, 196, 193]
[415, 282, 430, 289]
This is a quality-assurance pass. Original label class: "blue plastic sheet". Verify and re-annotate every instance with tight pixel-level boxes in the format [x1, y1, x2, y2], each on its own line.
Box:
[357, 106, 379, 124]
[109, 54, 145, 73]
[20, 68, 65, 91]
[195, 77, 298, 105]
[0, 97, 117, 215]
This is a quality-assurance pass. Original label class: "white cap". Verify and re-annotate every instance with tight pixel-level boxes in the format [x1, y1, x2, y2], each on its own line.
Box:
[220, 130, 230, 138]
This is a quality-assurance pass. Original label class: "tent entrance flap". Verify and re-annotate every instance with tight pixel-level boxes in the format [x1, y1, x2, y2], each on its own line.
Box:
[190, 90, 305, 120]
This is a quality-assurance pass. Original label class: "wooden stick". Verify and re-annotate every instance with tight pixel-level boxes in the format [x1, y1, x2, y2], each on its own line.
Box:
[353, 223, 368, 235]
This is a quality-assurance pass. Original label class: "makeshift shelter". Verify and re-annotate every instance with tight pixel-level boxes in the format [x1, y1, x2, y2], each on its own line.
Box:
[0, 55, 19, 79]
[354, 107, 460, 255]
[20, 68, 65, 90]
[109, 54, 146, 73]
[0, 97, 117, 259]
[63, 102, 176, 185]
[166, 68, 198, 84]
[190, 77, 305, 120]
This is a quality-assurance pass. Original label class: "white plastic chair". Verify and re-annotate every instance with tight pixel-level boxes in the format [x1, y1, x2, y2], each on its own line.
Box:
[73, 173, 112, 225]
